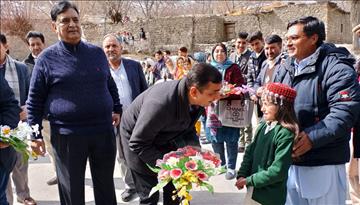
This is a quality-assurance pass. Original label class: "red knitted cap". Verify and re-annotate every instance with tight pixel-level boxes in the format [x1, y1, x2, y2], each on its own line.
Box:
[263, 83, 297, 104]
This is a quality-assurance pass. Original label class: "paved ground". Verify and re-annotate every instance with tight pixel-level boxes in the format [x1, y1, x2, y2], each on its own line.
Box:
[9, 143, 247, 205]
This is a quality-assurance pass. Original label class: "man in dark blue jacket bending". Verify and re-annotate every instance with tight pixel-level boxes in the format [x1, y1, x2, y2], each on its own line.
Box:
[120, 63, 222, 205]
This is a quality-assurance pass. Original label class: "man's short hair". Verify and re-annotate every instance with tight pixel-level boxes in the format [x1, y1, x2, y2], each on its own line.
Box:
[179, 46, 188, 53]
[186, 63, 222, 92]
[247, 31, 263, 43]
[155, 50, 162, 56]
[265, 34, 282, 45]
[25, 31, 45, 45]
[238, 32, 249, 40]
[164, 50, 171, 55]
[287, 16, 325, 47]
[50, 0, 79, 22]
[0, 33, 7, 45]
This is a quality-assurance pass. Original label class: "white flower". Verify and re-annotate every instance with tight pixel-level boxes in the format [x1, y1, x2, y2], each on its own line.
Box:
[190, 153, 203, 161]
[16, 121, 34, 141]
[203, 160, 216, 169]
[1, 125, 11, 138]
[167, 157, 179, 166]
[31, 124, 40, 137]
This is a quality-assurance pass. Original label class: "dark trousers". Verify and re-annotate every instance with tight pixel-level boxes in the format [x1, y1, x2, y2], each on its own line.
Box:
[0, 165, 10, 205]
[0, 147, 16, 205]
[130, 169, 180, 205]
[212, 141, 238, 169]
[51, 132, 117, 205]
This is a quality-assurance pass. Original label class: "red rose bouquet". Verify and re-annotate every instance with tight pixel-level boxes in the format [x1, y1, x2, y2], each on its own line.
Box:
[148, 146, 225, 205]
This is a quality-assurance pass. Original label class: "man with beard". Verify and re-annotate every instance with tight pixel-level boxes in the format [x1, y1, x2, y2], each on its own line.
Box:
[253, 34, 285, 95]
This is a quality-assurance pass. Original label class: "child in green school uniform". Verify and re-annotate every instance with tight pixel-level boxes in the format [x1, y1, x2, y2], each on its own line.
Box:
[235, 83, 298, 205]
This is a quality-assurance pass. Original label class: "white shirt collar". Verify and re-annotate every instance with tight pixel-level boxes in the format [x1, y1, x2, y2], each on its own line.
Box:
[264, 121, 278, 134]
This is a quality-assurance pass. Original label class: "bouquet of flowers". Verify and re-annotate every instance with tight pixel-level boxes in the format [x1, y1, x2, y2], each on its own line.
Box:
[0, 121, 39, 161]
[148, 146, 225, 205]
[220, 81, 255, 96]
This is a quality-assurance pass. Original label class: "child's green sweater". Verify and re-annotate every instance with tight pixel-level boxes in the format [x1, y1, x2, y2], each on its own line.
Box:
[237, 122, 294, 205]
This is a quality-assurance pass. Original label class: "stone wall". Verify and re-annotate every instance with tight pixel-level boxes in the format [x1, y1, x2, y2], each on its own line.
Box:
[1, 2, 353, 60]
[326, 4, 352, 44]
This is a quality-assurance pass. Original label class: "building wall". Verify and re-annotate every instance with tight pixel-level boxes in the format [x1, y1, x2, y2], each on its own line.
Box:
[326, 5, 352, 44]
[1, 2, 352, 60]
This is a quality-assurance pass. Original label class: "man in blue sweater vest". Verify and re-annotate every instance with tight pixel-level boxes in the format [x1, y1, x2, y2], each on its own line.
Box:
[26, 1, 122, 204]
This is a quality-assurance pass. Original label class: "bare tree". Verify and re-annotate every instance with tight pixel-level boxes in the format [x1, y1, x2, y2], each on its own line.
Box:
[32, 0, 96, 21]
[135, 0, 156, 19]
[0, 1, 34, 43]
[100, 1, 133, 24]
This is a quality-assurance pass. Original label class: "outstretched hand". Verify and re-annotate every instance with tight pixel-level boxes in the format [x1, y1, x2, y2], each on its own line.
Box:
[235, 177, 247, 190]
[31, 139, 46, 156]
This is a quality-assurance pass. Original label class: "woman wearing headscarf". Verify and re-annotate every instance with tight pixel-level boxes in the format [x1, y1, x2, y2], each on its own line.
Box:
[208, 43, 245, 180]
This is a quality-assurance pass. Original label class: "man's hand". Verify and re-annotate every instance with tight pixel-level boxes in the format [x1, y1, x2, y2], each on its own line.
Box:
[256, 87, 264, 98]
[235, 177, 247, 190]
[292, 131, 313, 158]
[19, 106, 27, 121]
[112, 113, 121, 127]
[250, 94, 258, 102]
[0, 141, 9, 149]
[31, 139, 46, 156]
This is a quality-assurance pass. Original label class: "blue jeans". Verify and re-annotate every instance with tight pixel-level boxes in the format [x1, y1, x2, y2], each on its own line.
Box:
[212, 141, 238, 170]
[0, 165, 10, 205]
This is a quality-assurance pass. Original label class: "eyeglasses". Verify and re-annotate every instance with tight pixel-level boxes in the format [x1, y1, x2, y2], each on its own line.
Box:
[57, 17, 80, 26]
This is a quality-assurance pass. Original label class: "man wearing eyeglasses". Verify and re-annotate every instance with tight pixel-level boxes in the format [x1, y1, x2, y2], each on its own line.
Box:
[26, 1, 121, 204]
[275, 16, 360, 204]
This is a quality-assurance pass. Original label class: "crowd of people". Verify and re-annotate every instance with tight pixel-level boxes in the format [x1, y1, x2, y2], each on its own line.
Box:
[1, 1, 360, 205]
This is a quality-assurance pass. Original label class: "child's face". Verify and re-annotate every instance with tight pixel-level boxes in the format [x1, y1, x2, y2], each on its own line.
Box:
[261, 98, 279, 122]
[177, 59, 184, 68]
[184, 61, 191, 70]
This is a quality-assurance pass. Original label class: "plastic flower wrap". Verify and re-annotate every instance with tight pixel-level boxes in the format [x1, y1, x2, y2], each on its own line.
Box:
[220, 81, 256, 96]
[0, 121, 39, 161]
[148, 146, 225, 205]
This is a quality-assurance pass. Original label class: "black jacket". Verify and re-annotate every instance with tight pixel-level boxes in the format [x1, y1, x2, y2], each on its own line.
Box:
[120, 78, 202, 175]
[0, 76, 20, 172]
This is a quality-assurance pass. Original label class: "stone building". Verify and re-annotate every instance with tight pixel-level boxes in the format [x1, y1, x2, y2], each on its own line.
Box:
[1, 1, 352, 60]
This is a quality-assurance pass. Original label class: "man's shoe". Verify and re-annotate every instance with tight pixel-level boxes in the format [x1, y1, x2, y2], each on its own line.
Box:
[225, 169, 236, 180]
[121, 188, 137, 202]
[47, 176, 58, 186]
[18, 197, 37, 205]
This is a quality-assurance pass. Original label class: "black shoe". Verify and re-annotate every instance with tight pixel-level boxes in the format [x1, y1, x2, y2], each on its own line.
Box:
[121, 188, 137, 202]
[46, 176, 58, 186]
